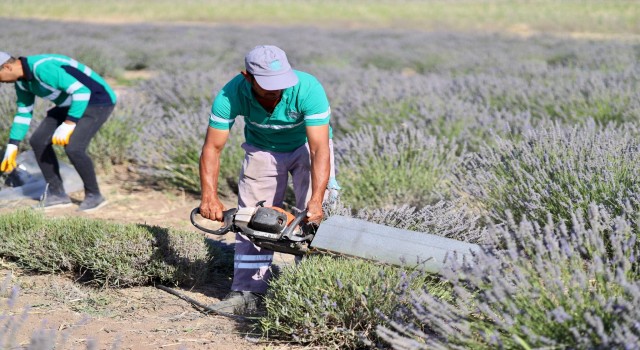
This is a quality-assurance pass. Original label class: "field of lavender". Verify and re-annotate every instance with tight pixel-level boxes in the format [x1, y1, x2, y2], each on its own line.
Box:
[1, 15, 640, 349]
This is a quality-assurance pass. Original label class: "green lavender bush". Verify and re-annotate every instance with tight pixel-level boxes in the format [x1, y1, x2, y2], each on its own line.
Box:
[261, 255, 450, 348]
[0, 209, 232, 287]
[261, 200, 482, 348]
[335, 124, 459, 209]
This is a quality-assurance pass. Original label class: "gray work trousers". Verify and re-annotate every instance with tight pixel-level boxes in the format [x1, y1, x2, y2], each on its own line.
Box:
[231, 140, 338, 293]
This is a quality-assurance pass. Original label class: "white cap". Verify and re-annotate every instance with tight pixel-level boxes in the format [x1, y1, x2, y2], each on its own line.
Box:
[0, 52, 11, 65]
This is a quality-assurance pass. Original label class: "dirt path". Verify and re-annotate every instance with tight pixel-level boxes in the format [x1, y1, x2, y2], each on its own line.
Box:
[0, 169, 298, 350]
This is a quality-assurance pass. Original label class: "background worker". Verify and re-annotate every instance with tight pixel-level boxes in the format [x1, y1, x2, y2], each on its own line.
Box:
[0, 52, 116, 211]
[199, 45, 340, 315]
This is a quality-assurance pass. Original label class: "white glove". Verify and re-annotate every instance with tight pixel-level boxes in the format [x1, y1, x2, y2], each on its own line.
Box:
[327, 177, 341, 202]
[52, 122, 76, 146]
[1, 144, 18, 173]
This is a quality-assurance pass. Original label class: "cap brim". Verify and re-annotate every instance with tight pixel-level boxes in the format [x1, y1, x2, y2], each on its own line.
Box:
[254, 70, 298, 91]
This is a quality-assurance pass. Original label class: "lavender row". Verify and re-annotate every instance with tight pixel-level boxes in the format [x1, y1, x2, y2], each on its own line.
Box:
[380, 203, 640, 349]
[455, 120, 640, 225]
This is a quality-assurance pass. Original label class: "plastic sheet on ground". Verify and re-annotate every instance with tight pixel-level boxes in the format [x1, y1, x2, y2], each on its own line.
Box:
[0, 151, 84, 201]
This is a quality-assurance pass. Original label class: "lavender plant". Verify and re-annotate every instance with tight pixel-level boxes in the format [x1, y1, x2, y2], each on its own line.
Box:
[137, 70, 229, 112]
[0, 87, 48, 152]
[459, 67, 640, 125]
[0, 209, 231, 287]
[72, 45, 122, 79]
[0, 274, 29, 349]
[261, 255, 450, 349]
[262, 200, 483, 347]
[0, 12, 640, 350]
[334, 124, 460, 209]
[379, 203, 640, 349]
[0, 92, 13, 147]
[3, 18, 639, 207]
[456, 120, 640, 225]
[134, 104, 246, 194]
[87, 93, 155, 170]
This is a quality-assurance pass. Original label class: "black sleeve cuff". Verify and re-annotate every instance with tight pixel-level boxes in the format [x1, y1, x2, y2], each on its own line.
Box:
[66, 116, 81, 123]
[8, 139, 21, 146]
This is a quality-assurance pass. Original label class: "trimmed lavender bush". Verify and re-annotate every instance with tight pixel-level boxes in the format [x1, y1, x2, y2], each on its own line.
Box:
[0, 209, 231, 287]
[261, 255, 450, 349]
[379, 203, 640, 349]
[456, 120, 640, 225]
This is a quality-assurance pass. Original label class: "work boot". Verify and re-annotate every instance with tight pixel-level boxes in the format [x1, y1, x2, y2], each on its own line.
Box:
[208, 291, 263, 315]
[36, 187, 72, 210]
[78, 193, 108, 212]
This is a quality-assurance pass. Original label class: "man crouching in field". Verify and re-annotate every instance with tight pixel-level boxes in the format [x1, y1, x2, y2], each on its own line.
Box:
[0, 51, 116, 211]
[198, 45, 340, 315]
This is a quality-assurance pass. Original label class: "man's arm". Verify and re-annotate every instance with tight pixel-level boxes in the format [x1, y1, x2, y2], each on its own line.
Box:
[199, 126, 230, 221]
[2, 84, 35, 173]
[8, 83, 36, 144]
[306, 124, 330, 223]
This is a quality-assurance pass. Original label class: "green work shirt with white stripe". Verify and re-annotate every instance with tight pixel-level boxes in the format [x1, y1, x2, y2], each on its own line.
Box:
[209, 70, 332, 153]
[9, 54, 117, 142]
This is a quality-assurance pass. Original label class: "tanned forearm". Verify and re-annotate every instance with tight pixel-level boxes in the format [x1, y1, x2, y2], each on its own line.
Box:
[199, 127, 229, 221]
[199, 145, 221, 202]
[305, 124, 331, 223]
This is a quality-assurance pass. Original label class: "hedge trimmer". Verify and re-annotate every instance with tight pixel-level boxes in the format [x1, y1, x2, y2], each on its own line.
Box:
[190, 200, 315, 256]
[190, 200, 481, 272]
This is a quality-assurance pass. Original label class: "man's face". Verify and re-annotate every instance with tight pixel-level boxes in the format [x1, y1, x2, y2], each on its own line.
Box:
[249, 76, 282, 101]
[0, 62, 20, 83]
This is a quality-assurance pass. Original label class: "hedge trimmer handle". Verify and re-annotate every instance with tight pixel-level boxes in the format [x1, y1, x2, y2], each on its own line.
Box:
[190, 207, 238, 235]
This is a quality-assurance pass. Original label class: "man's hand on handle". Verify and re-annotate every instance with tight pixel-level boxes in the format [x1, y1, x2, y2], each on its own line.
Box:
[0, 144, 17, 173]
[52, 121, 76, 146]
[306, 198, 324, 224]
[199, 196, 226, 222]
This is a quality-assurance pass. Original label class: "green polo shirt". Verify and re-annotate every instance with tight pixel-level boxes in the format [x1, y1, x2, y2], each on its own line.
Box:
[209, 70, 332, 152]
[9, 54, 116, 143]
